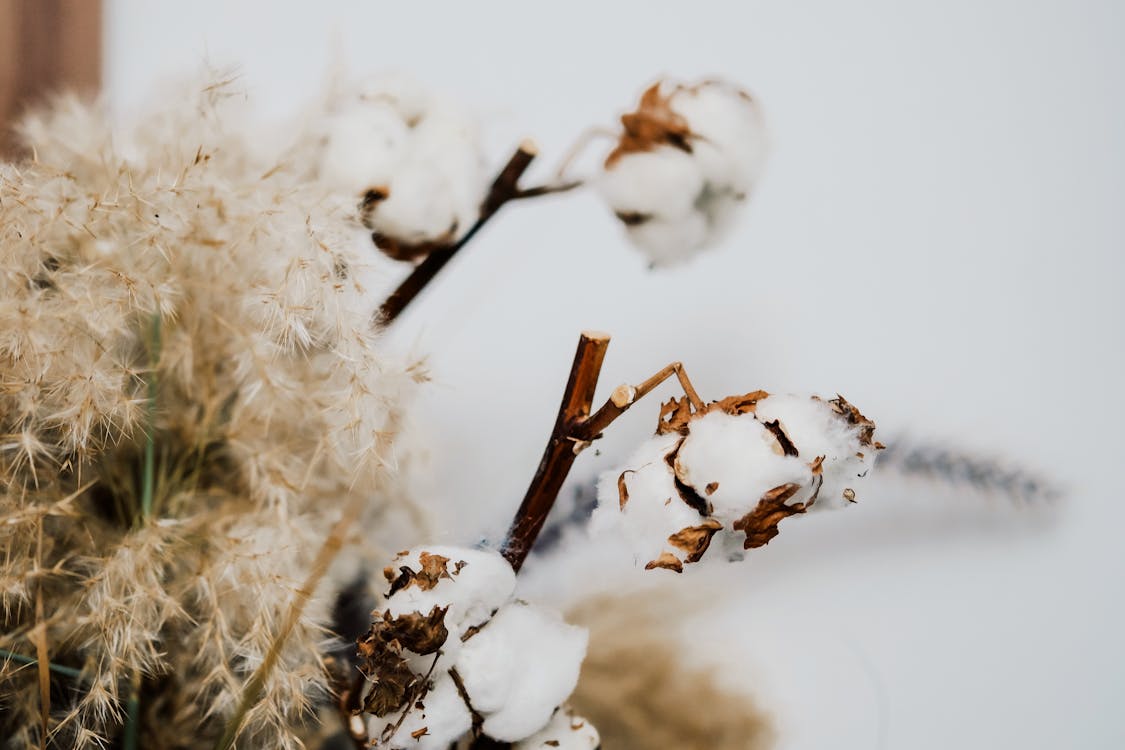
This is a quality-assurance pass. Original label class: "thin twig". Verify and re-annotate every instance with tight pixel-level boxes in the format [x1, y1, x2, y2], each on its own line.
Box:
[582, 361, 702, 440]
[510, 180, 583, 201]
[550, 125, 617, 182]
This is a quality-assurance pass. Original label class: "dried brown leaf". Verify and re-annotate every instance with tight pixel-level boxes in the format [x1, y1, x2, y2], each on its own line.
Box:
[606, 82, 695, 167]
[821, 394, 879, 448]
[762, 418, 798, 457]
[385, 552, 454, 596]
[664, 440, 711, 516]
[417, 553, 453, 587]
[667, 519, 723, 564]
[732, 483, 806, 549]
[358, 642, 419, 718]
[709, 390, 769, 417]
[644, 552, 684, 573]
[617, 470, 634, 510]
[656, 396, 694, 435]
[390, 607, 450, 656]
[356, 606, 450, 717]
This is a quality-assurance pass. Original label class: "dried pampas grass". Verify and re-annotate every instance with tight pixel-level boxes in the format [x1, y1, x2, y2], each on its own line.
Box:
[0, 74, 427, 748]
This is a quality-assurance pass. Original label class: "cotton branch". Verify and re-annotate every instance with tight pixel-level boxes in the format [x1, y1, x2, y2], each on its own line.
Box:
[376, 141, 581, 324]
[501, 331, 702, 571]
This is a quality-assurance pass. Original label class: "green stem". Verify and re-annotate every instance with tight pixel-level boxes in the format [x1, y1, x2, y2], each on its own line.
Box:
[0, 648, 83, 680]
[123, 671, 141, 750]
[140, 313, 161, 523]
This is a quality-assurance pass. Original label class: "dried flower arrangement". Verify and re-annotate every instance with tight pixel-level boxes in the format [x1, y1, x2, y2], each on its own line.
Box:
[0, 70, 1048, 750]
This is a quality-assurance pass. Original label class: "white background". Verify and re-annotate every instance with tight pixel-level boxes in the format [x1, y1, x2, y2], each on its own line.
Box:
[104, 2, 1125, 748]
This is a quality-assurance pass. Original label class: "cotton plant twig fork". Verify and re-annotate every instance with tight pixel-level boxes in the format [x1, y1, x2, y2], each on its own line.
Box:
[502, 331, 704, 572]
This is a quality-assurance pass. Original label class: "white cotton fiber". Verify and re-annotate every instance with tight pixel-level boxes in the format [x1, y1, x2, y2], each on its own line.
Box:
[623, 211, 710, 268]
[592, 432, 709, 569]
[669, 82, 767, 192]
[458, 602, 589, 742]
[370, 673, 472, 750]
[674, 410, 813, 523]
[598, 148, 703, 219]
[383, 546, 516, 632]
[513, 707, 600, 749]
[754, 394, 876, 506]
[319, 103, 409, 195]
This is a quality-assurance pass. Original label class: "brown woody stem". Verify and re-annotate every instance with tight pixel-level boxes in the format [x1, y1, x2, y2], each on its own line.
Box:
[376, 141, 581, 325]
[501, 334, 704, 572]
[501, 331, 610, 571]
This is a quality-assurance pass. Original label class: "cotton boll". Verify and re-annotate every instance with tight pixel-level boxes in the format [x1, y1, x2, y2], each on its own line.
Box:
[675, 410, 814, 524]
[367, 164, 461, 243]
[370, 673, 472, 750]
[600, 77, 768, 266]
[513, 707, 599, 749]
[623, 212, 711, 268]
[383, 546, 516, 632]
[592, 432, 712, 569]
[595, 391, 880, 566]
[319, 103, 410, 195]
[598, 147, 704, 219]
[312, 76, 485, 252]
[458, 602, 589, 742]
[753, 394, 878, 506]
[370, 107, 485, 244]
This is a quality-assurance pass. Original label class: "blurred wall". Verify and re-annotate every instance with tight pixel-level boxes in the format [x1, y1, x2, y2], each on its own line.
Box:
[0, 0, 101, 156]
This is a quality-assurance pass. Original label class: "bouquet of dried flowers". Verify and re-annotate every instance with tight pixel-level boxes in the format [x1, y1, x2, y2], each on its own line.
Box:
[0, 69, 1048, 750]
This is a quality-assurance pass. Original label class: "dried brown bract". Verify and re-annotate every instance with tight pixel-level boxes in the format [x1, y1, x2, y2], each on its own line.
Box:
[732, 483, 807, 549]
[605, 82, 695, 167]
[357, 607, 449, 717]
